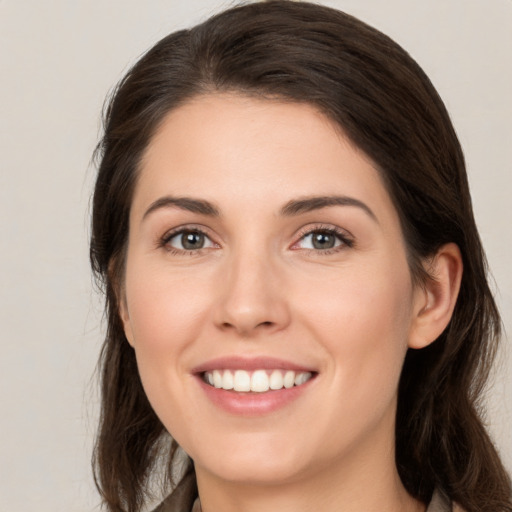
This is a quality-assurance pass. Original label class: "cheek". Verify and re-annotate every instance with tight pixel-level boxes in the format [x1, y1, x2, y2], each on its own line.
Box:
[296, 259, 414, 405]
[122, 259, 215, 408]
[122, 262, 217, 439]
[125, 262, 208, 351]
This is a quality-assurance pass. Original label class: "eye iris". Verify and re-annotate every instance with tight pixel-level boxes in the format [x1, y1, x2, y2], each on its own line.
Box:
[312, 231, 336, 249]
[181, 231, 204, 250]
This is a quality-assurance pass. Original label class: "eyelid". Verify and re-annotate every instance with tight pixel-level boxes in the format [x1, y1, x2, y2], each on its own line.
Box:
[159, 224, 220, 253]
[290, 223, 354, 251]
[157, 223, 353, 254]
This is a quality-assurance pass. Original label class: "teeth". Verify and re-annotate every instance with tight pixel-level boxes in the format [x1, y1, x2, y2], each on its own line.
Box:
[222, 370, 234, 390]
[283, 370, 295, 389]
[233, 370, 251, 392]
[213, 370, 223, 388]
[251, 370, 269, 393]
[294, 372, 310, 386]
[269, 370, 284, 390]
[204, 369, 313, 392]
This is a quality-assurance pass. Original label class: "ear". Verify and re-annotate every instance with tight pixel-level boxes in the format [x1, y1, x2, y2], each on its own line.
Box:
[109, 258, 136, 348]
[408, 243, 463, 349]
[118, 296, 136, 347]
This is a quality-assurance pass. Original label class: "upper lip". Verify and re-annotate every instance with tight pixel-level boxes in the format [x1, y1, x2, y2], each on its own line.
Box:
[191, 356, 317, 374]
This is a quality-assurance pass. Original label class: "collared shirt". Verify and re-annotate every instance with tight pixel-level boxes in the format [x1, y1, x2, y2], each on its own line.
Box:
[153, 471, 453, 512]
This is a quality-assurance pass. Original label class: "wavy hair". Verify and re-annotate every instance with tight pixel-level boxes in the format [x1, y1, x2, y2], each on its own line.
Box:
[90, 2, 511, 511]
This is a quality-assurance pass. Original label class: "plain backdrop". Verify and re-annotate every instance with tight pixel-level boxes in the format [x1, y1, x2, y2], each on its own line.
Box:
[0, 1, 510, 510]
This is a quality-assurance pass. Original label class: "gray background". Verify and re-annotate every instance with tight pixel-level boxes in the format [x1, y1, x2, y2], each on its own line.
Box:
[0, 1, 510, 510]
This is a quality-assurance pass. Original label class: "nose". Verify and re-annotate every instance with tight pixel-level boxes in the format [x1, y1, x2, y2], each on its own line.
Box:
[213, 249, 291, 337]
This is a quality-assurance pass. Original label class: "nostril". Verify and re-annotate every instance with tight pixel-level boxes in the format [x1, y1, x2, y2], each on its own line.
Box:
[220, 320, 274, 330]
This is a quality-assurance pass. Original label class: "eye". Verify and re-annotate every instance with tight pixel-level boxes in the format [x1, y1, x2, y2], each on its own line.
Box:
[164, 229, 216, 252]
[293, 227, 353, 252]
[299, 230, 341, 250]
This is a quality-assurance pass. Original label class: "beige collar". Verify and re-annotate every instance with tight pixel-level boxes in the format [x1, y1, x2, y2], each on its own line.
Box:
[190, 489, 452, 512]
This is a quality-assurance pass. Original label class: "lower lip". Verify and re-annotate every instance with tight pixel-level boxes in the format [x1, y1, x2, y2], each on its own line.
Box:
[196, 376, 315, 416]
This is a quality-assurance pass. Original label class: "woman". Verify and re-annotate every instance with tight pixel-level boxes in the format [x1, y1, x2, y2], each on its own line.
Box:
[90, 1, 511, 511]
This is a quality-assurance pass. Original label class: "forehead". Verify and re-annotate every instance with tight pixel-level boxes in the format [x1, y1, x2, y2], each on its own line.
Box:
[134, 93, 397, 225]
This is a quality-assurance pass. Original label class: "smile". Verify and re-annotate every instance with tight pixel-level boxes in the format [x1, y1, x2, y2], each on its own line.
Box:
[203, 369, 314, 393]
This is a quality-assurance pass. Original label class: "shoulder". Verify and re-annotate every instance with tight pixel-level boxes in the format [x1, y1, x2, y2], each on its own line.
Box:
[427, 489, 465, 512]
[152, 471, 197, 512]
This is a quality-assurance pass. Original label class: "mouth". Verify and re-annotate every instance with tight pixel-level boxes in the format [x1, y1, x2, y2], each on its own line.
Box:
[202, 369, 315, 393]
[193, 357, 318, 415]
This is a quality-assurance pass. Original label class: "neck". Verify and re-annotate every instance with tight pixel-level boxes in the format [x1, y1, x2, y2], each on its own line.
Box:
[197, 467, 423, 512]
[194, 410, 425, 512]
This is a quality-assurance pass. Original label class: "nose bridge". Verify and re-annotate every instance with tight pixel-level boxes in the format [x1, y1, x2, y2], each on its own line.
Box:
[214, 237, 289, 335]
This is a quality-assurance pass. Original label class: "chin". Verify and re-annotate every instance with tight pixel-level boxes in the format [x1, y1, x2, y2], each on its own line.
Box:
[190, 435, 311, 485]
[200, 458, 304, 485]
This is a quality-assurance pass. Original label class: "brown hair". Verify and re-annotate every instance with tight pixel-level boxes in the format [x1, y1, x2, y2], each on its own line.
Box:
[90, 1, 511, 511]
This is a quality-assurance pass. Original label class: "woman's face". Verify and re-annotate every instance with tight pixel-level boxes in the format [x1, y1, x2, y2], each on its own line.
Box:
[120, 94, 425, 486]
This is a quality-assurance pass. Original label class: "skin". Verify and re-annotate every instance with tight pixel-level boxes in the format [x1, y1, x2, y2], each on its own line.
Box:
[120, 94, 462, 512]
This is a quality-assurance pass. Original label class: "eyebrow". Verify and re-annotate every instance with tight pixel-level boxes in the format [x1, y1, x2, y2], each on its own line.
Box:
[142, 194, 377, 223]
[280, 195, 378, 222]
[143, 196, 220, 220]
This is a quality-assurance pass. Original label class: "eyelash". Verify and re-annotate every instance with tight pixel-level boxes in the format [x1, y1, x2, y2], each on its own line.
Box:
[292, 224, 354, 255]
[159, 224, 354, 256]
[159, 225, 215, 256]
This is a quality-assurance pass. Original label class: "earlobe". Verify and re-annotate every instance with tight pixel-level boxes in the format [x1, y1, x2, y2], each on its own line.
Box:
[408, 243, 463, 349]
[118, 296, 134, 347]
[119, 297, 136, 347]
[108, 258, 136, 347]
